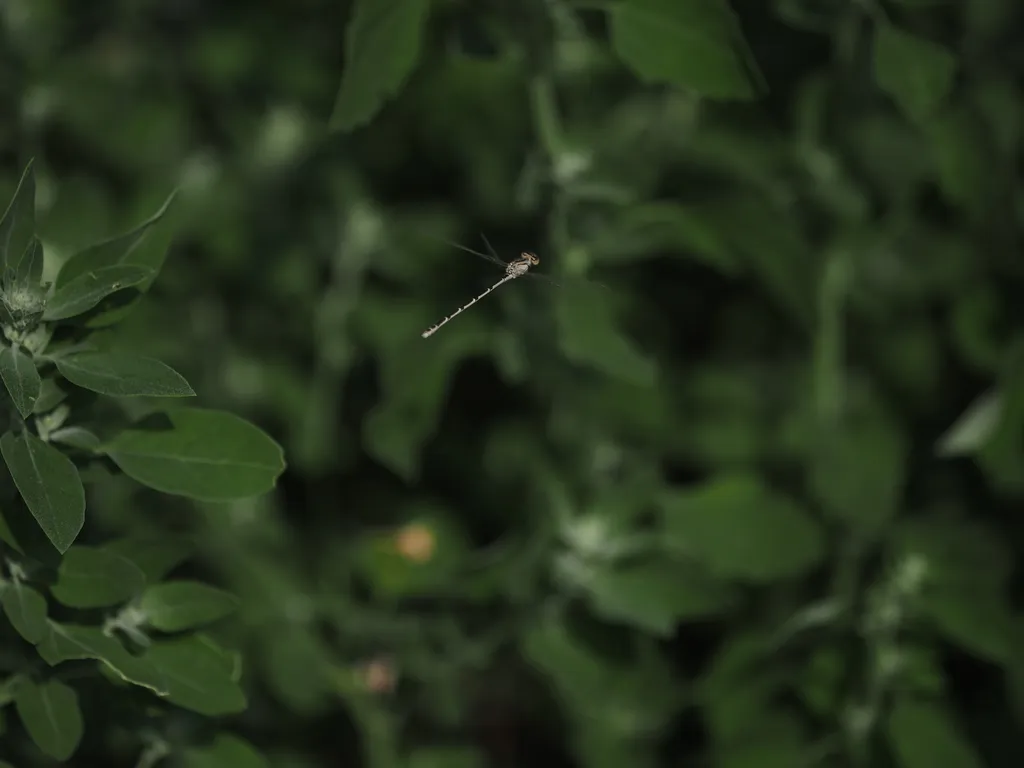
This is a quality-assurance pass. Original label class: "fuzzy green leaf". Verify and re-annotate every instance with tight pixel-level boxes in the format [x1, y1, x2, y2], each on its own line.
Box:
[0, 161, 36, 276]
[51, 545, 146, 608]
[55, 192, 176, 289]
[661, 473, 825, 581]
[140, 580, 239, 632]
[14, 679, 83, 761]
[55, 351, 194, 398]
[0, 345, 41, 418]
[0, 430, 85, 553]
[610, 0, 765, 100]
[43, 264, 153, 321]
[0, 581, 48, 643]
[146, 635, 247, 715]
[103, 408, 285, 500]
[330, 0, 432, 131]
[874, 24, 956, 123]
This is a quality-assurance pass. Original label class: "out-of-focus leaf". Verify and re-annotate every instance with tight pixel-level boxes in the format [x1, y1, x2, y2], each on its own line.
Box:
[919, 588, 1014, 665]
[43, 264, 153, 321]
[936, 389, 1000, 456]
[0, 581, 48, 643]
[51, 545, 146, 608]
[55, 351, 195, 398]
[185, 734, 270, 768]
[104, 535, 192, 582]
[0, 430, 85, 553]
[14, 679, 83, 761]
[555, 282, 656, 386]
[102, 408, 285, 501]
[809, 411, 907, 531]
[585, 557, 737, 636]
[661, 473, 825, 581]
[0, 161, 35, 276]
[408, 748, 485, 768]
[886, 698, 983, 768]
[0, 345, 41, 418]
[873, 24, 956, 123]
[610, 0, 765, 100]
[140, 580, 239, 631]
[330, 0, 432, 131]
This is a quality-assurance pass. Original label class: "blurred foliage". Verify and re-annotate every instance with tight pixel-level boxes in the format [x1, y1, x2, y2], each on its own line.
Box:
[2, 0, 1024, 766]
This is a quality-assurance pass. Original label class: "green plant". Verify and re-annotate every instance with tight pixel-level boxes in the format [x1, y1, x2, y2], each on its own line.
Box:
[0, 161, 285, 765]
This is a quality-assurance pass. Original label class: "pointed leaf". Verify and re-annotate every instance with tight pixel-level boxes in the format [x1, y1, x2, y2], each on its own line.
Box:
[55, 352, 194, 398]
[55, 192, 176, 289]
[1, 581, 48, 643]
[43, 264, 153, 321]
[874, 24, 956, 123]
[661, 473, 825, 582]
[145, 635, 247, 715]
[51, 545, 146, 608]
[610, 0, 765, 100]
[14, 679, 83, 761]
[330, 0, 432, 131]
[140, 580, 239, 632]
[185, 734, 270, 768]
[0, 431, 85, 553]
[0, 161, 35, 274]
[0, 345, 41, 417]
[103, 408, 285, 501]
[10, 236, 43, 287]
[936, 389, 1000, 456]
[36, 622, 168, 694]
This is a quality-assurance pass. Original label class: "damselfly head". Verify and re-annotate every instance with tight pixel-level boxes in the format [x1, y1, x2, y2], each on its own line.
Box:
[523, 252, 540, 265]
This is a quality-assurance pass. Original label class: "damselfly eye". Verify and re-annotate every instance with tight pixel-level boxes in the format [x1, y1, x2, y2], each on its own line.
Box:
[524, 252, 540, 265]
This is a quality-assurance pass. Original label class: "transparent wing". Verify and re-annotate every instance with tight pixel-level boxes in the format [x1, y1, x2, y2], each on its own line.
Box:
[443, 234, 509, 268]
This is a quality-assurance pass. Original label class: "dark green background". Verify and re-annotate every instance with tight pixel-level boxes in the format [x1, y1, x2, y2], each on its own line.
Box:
[1, 0, 1023, 766]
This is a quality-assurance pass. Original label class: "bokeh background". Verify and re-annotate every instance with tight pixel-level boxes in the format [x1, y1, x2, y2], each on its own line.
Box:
[2, 0, 1024, 766]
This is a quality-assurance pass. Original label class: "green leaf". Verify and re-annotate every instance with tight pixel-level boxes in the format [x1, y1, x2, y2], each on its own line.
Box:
[185, 734, 270, 768]
[661, 473, 825, 582]
[585, 558, 737, 636]
[140, 580, 239, 632]
[55, 352, 195, 398]
[809, 414, 907, 531]
[146, 635, 247, 715]
[886, 698, 983, 768]
[555, 282, 657, 386]
[936, 388, 1000, 456]
[1, 581, 48, 643]
[0, 345, 41, 418]
[609, 0, 765, 100]
[408, 748, 485, 768]
[103, 408, 285, 501]
[0, 430, 85, 553]
[329, 0, 432, 131]
[104, 534, 192, 582]
[51, 545, 146, 608]
[873, 24, 956, 123]
[43, 264, 153, 321]
[14, 679, 83, 761]
[919, 588, 1014, 665]
[0, 160, 35, 275]
[55, 191, 176, 289]
[10, 236, 44, 288]
[36, 622, 168, 694]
